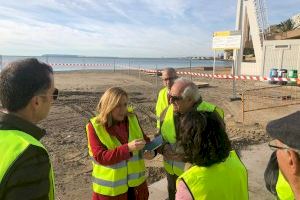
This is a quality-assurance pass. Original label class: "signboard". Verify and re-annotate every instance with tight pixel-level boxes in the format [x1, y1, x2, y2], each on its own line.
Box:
[212, 31, 241, 50]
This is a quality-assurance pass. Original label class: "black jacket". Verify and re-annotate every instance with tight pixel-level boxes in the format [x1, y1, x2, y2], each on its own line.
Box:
[0, 112, 52, 200]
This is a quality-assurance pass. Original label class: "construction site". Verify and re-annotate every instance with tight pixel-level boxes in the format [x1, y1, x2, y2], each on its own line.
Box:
[0, 0, 299, 199]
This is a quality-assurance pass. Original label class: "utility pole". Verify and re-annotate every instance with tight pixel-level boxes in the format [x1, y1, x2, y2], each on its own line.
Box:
[230, 0, 244, 101]
[234, 0, 243, 76]
[0, 55, 2, 70]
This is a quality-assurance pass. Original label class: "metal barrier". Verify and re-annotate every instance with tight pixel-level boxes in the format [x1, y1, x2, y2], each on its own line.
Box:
[242, 85, 300, 123]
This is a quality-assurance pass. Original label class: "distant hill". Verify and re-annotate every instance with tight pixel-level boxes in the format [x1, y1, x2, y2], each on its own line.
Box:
[41, 54, 79, 57]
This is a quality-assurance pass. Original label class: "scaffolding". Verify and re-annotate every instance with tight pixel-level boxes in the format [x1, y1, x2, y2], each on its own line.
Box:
[253, 0, 270, 44]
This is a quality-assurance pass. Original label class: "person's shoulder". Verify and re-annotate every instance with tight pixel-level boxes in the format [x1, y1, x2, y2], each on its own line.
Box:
[162, 87, 168, 92]
[176, 179, 194, 200]
[86, 121, 93, 128]
[0, 144, 51, 199]
[127, 106, 136, 115]
[127, 111, 137, 119]
[10, 144, 50, 171]
[158, 87, 167, 94]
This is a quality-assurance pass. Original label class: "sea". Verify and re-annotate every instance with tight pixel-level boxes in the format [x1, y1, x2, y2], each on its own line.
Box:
[0, 55, 232, 72]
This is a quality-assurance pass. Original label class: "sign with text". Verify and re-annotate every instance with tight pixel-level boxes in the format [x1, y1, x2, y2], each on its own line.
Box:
[212, 31, 241, 50]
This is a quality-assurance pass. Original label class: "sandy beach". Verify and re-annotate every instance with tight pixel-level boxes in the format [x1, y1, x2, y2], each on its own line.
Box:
[38, 68, 299, 199]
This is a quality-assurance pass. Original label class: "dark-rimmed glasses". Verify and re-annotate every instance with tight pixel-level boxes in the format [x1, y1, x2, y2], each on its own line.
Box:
[268, 140, 296, 152]
[268, 140, 300, 156]
[162, 77, 177, 82]
[52, 88, 59, 100]
[38, 88, 59, 101]
[268, 142, 289, 151]
[169, 94, 183, 102]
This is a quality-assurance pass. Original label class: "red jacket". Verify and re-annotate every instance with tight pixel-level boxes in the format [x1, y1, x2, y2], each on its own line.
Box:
[87, 118, 150, 200]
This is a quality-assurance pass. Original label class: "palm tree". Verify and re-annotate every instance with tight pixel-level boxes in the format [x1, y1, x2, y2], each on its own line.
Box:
[277, 19, 300, 32]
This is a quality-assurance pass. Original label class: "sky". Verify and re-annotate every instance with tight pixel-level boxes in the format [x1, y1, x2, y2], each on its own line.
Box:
[0, 0, 299, 57]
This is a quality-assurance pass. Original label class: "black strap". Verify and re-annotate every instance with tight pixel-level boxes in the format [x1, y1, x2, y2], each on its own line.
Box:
[264, 151, 279, 196]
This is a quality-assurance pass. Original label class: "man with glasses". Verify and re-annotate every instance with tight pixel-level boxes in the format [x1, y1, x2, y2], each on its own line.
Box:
[265, 111, 300, 200]
[155, 68, 177, 128]
[157, 78, 224, 200]
[0, 58, 58, 200]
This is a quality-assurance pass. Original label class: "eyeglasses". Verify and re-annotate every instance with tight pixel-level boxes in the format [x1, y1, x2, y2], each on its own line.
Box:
[268, 140, 299, 153]
[169, 94, 183, 102]
[268, 142, 289, 151]
[38, 88, 59, 101]
[268, 140, 300, 156]
[162, 77, 177, 81]
[52, 88, 59, 100]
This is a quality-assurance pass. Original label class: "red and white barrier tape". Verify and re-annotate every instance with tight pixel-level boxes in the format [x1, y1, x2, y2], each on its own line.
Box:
[2, 62, 298, 82]
[49, 63, 113, 67]
[140, 69, 300, 82]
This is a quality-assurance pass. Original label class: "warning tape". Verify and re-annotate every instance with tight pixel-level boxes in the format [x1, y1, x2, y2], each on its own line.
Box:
[140, 69, 300, 82]
[3, 61, 298, 82]
[49, 63, 113, 67]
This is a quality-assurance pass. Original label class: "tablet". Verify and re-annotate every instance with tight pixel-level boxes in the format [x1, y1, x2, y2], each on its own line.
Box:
[144, 135, 164, 151]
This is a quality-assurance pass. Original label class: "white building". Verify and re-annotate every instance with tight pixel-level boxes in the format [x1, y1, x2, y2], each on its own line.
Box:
[235, 1, 300, 76]
[291, 13, 300, 28]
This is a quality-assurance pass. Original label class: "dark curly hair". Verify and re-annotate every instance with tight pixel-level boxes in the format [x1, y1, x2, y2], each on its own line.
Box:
[177, 111, 231, 167]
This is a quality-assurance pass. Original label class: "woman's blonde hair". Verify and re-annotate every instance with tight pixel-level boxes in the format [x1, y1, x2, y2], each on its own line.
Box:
[96, 87, 128, 125]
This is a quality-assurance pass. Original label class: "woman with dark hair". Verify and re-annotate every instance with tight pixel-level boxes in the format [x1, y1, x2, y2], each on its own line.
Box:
[175, 111, 248, 200]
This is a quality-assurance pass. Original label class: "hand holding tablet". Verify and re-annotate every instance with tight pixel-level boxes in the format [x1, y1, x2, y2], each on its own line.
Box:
[144, 135, 164, 151]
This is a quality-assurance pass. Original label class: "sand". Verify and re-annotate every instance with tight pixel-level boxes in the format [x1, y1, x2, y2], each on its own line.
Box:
[38, 69, 299, 199]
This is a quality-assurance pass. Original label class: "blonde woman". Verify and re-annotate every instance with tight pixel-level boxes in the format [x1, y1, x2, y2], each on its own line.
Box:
[86, 87, 152, 200]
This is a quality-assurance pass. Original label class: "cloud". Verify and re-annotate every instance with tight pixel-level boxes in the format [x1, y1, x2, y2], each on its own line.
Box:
[0, 0, 298, 57]
[0, 16, 210, 57]
[143, 0, 190, 18]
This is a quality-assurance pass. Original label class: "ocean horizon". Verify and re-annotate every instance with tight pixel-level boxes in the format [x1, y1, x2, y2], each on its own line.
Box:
[0, 55, 233, 72]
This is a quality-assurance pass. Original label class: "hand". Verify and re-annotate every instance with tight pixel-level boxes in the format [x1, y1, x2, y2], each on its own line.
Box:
[128, 139, 146, 152]
[163, 144, 183, 161]
[162, 144, 175, 158]
[144, 150, 155, 160]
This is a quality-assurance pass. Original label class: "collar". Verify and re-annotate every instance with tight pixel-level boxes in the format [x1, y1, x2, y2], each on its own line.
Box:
[193, 99, 202, 109]
[0, 111, 46, 140]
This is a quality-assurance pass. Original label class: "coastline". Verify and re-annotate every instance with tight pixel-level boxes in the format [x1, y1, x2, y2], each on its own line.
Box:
[52, 65, 233, 75]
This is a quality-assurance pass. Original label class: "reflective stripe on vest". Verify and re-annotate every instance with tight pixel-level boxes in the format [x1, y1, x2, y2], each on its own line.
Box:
[162, 143, 186, 176]
[156, 87, 169, 128]
[86, 110, 146, 196]
[276, 170, 294, 200]
[0, 130, 55, 200]
[177, 151, 248, 200]
[160, 102, 224, 176]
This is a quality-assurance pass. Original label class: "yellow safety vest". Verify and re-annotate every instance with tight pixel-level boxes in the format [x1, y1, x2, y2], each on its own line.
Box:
[177, 151, 248, 200]
[197, 101, 224, 119]
[160, 101, 224, 176]
[276, 170, 294, 200]
[86, 111, 146, 196]
[0, 130, 55, 200]
[155, 87, 169, 128]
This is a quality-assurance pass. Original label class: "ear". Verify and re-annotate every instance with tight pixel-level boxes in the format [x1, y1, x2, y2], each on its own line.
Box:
[29, 96, 40, 110]
[289, 150, 300, 175]
[187, 96, 194, 103]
